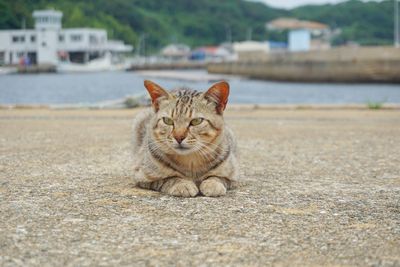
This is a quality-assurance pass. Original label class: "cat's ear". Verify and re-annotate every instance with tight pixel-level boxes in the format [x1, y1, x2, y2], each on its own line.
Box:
[204, 81, 230, 114]
[144, 80, 170, 112]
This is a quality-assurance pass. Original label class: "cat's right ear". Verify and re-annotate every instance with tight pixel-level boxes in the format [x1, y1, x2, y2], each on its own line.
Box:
[144, 80, 170, 112]
[204, 81, 230, 114]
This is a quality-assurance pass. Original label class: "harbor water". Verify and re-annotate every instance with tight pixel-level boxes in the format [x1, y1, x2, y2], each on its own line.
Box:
[0, 70, 400, 105]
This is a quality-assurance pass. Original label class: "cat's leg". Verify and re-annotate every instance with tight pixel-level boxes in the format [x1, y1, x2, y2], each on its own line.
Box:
[137, 180, 165, 191]
[160, 177, 199, 197]
[200, 176, 231, 197]
[138, 177, 199, 197]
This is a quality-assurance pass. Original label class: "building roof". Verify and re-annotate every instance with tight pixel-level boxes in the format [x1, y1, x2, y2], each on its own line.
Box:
[106, 40, 133, 52]
[194, 46, 218, 53]
[192, 46, 230, 57]
[267, 18, 329, 31]
[233, 41, 269, 52]
[161, 44, 190, 57]
[32, 9, 63, 18]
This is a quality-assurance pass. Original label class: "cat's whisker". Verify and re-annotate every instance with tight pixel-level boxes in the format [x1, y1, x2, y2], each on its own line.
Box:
[199, 142, 226, 155]
[195, 144, 220, 162]
[193, 144, 213, 161]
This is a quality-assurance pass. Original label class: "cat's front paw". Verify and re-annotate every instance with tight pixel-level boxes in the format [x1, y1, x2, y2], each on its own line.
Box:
[200, 177, 227, 197]
[162, 178, 199, 197]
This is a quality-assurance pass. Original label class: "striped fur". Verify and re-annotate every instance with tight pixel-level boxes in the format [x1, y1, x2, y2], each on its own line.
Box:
[132, 81, 238, 197]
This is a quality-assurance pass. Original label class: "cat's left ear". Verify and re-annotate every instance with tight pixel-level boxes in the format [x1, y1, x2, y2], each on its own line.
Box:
[144, 80, 170, 112]
[204, 81, 230, 114]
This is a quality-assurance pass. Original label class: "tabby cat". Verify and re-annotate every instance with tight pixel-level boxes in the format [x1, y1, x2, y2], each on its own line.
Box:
[132, 80, 238, 197]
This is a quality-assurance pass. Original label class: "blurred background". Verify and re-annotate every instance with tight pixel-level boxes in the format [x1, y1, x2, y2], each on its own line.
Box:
[0, 0, 399, 107]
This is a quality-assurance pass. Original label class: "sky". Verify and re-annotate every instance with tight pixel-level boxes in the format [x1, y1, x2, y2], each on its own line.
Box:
[259, 0, 382, 9]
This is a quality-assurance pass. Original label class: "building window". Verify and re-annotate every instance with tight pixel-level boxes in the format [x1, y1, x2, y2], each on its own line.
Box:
[59, 35, 65, 42]
[52, 17, 60, 24]
[11, 36, 25, 43]
[0, 52, 5, 65]
[89, 35, 98, 44]
[17, 52, 24, 58]
[70, 34, 82, 42]
[31, 35, 36, 43]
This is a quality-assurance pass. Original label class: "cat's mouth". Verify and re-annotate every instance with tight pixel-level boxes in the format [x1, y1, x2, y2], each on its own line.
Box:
[174, 144, 191, 151]
[176, 146, 190, 150]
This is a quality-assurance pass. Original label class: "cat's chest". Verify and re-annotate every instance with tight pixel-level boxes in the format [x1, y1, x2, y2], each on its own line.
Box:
[171, 155, 210, 179]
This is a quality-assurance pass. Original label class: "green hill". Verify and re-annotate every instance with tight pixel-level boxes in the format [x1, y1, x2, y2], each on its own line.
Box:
[0, 0, 395, 52]
[291, 0, 394, 46]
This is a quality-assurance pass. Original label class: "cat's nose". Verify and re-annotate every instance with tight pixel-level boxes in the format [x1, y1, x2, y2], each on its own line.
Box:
[174, 135, 185, 144]
[173, 129, 188, 144]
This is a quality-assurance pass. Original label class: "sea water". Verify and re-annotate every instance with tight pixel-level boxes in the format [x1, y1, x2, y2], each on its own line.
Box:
[0, 70, 399, 105]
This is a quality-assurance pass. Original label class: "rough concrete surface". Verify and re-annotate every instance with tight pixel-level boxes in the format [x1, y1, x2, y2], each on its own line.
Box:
[0, 108, 399, 266]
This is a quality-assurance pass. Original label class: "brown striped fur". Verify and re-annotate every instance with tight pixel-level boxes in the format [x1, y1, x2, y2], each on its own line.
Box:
[132, 80, 238, 197]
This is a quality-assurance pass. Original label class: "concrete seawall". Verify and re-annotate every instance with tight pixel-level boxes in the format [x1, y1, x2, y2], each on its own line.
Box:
[128, 61, 206, 71]
[208, 46, 400, 83]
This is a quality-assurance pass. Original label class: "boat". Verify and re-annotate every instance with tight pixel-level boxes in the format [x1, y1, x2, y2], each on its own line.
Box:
[0, 66, 18, 75]
[57, 52, 129, 73]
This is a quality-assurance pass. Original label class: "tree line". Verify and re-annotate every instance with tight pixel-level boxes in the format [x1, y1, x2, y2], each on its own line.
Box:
[0, 0, 394, 52]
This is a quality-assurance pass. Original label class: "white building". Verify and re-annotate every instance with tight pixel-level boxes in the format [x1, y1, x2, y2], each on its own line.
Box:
[0, 9, 132, 65]
[232, 41, 270, 61]
[288, 29, 311, 52]
[266, 18, 331, 52]
[233, 41, 270, 54]
[160, 43, 191, 61]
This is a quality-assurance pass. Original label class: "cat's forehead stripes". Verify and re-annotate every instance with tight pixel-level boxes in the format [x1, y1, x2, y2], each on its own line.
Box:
[170, 88, 202, 118]
[173, 88, 202, 98]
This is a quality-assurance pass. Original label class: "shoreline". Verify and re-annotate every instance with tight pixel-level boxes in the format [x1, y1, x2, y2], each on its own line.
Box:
[208, 47, 400, 84]
[1, 103, 400, 110]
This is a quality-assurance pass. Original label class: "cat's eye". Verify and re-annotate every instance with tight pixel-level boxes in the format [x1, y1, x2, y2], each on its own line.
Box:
[190, 118, 204, 126]
[162, 117, 174, 125]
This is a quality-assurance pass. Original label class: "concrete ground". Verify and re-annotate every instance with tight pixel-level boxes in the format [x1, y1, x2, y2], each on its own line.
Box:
[0, 108, 399, 266]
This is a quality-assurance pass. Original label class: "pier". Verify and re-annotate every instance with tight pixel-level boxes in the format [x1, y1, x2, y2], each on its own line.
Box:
[208, 46, 400, 83]
[127, 61, 206, 71]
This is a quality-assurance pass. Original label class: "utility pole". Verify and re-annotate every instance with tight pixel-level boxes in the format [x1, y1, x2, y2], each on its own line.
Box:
[246, 27, 253, 41]
[142, 34, 146, 60]
[395, 0, 399, 48]
[136, 34, 146, 58]
[225, 24, 232, 44]
[22, 18, 27, 61]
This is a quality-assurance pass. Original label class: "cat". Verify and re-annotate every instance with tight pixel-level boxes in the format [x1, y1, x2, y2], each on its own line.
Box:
[132, 80, 238, 197]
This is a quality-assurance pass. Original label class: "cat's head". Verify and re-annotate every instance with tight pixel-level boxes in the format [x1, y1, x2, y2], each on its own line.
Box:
[144, 80, 230, 155]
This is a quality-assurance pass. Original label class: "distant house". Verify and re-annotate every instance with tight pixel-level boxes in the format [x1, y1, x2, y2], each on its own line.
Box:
[268, 41, 287, 50]
[0, 9, 132, 66]
[288, 29, 311, 52]
[232, 41, 270, 61]
[266, 18, 331, 52]
[233, 41, 270, 53]
[160, 43, 190, 61]
[190, 46, 231, 62]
